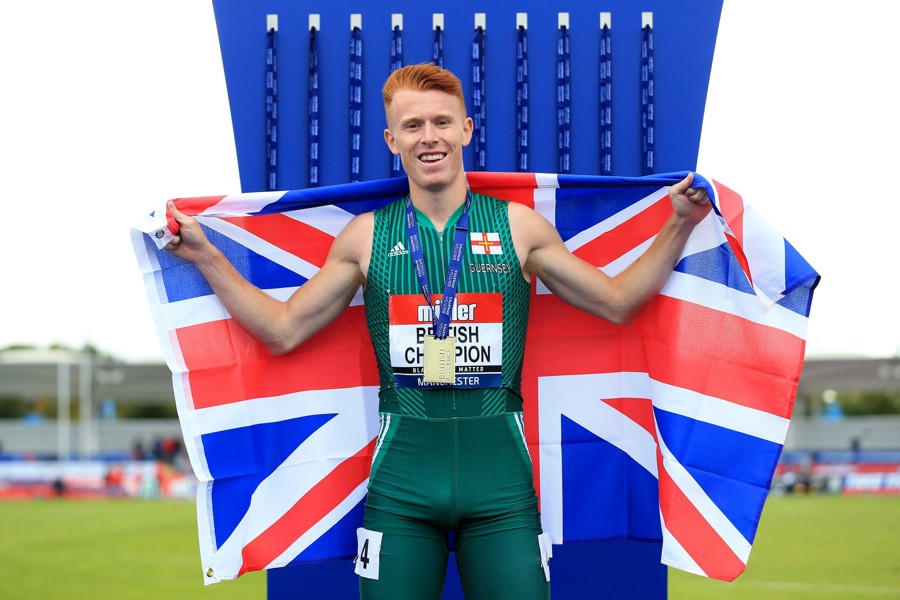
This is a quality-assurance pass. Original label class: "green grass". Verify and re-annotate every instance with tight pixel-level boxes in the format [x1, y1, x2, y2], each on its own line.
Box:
[0, 499, 265, 599]
[1, 495, 898, 599]
[669, 494, 900, 599]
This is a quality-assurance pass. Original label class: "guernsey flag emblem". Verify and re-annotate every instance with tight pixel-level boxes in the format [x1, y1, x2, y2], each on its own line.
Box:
[470, 231, 503, 255]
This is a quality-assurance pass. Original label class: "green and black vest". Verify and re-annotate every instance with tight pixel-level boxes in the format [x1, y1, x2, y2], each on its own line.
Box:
[363, 193, 531, 417]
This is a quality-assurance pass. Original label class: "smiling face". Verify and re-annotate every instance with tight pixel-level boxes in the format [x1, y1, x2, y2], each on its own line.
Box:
[383, 88, 473, 196]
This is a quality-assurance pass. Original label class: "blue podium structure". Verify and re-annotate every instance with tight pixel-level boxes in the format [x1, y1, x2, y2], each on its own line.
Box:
[209, 1, 724, 597]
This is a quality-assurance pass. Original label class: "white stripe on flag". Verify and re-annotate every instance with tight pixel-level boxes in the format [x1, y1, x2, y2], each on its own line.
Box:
[533, 174, 559, 228]
[661, 271, 809, 339]
[655, 431, 753, 565]
[650, 379, 789, 443]
[658, 517, 706, 577]
[268, 478, 370, 570]
[742, 205, 788, 306]
[186, 386, 379, 438]
[537, 372, 659, 542]
[284, 204, 356, 238]
[203, 191, 287, 216]
[198, 216, 322, 280]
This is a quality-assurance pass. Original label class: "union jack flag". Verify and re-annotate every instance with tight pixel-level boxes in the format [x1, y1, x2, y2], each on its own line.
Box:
[131, 171, 818, 584]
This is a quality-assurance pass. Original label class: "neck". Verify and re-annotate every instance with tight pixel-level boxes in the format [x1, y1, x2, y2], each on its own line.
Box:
[409, 178, 469, 231]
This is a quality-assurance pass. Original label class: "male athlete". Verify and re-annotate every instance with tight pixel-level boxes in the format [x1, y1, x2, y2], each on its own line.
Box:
[165, 63, 709, 599]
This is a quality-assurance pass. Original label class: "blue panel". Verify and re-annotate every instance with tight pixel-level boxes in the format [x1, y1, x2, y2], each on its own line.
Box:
[269, 541, 666, 599]
[212, 0, 723, 191]
[561, 415, 662, 542]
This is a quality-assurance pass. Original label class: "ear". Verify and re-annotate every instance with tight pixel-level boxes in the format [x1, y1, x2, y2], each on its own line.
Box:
[384, 128, 400, 155]
[461, 117, 474, 147]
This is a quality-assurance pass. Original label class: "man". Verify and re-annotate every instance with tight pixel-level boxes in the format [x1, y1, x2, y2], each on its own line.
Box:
[166, 63, 709, 599]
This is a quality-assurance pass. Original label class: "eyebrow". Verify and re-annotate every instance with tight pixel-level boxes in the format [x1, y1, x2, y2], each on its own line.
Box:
[398, 112, 456, 126]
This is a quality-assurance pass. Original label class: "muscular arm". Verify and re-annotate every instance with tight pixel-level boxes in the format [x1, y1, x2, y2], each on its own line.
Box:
[511, 173, 710, 324]
[165, 202, 373, 354]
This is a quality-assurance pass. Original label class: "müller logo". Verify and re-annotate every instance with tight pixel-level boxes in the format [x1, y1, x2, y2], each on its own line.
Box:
[417, 299, 477, 322]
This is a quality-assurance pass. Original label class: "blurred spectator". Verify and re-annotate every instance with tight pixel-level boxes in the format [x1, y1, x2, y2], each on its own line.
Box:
[782, 470, 797, 494]
[161, 436, 181, 464]
[104, 464, 126, 496]
[151, 436, 164, 460]
[131, 438, 146, 461]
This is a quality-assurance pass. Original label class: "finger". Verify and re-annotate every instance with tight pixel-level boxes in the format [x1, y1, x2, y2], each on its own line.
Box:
[167, 201, 190, 224]
[670, 172, 694, 195]
[688, 188, 709, 205]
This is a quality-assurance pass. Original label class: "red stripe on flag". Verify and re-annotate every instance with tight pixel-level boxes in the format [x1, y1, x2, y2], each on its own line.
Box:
[167, 196, 228, 236]
[221, 213, 334, 268]
[713, 182, 753, 285]
[467, 172, 538, 208]
[172, 195, 230, 216]
[638, 295, 803, 418]
[657, 458, 746, 581]
[603, 398, 656, 437]
[724, 231, 753, 289]
[573, 195, 672, 267]
[237, 437, 378, 577]
[523, 293, 801, 446]
[714, 181, 744, 249]
[176, 307, 379, 409]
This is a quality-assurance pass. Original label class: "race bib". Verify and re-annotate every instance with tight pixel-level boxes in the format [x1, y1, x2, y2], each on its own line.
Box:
[354, 528, 383, 580]
[389, 292, 503, 389]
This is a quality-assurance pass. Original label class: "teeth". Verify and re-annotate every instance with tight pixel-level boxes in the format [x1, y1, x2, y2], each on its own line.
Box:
[420, 153, 445, 162]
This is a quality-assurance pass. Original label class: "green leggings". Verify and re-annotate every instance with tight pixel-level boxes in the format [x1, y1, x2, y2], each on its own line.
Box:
[358, 412, 550, 600]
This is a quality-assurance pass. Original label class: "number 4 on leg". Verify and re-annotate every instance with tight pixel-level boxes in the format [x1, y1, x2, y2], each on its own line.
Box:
[354, 528, 384, 579]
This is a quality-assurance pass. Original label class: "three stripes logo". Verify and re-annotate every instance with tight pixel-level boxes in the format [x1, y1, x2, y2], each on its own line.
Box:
[387, 242, 409, 257]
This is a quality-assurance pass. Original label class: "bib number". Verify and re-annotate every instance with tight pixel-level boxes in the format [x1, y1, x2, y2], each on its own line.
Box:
[354, 527, 383, 580]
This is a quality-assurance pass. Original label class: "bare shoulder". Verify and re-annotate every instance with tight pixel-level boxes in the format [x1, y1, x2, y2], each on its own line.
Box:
[341, 211, 375, 239]
[507, 200, 561, 251]
[506, 200, 564, 279]
[329, 211, 375, 275]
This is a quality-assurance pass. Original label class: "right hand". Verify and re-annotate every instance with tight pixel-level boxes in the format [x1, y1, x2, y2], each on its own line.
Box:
[164, 201, 215, 264]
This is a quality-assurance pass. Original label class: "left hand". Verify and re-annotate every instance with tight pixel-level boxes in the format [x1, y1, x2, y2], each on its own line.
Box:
[669, 172, 711, 226]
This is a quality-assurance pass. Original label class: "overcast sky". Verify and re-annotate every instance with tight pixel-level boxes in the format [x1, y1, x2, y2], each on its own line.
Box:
[1, 1, 897, 362]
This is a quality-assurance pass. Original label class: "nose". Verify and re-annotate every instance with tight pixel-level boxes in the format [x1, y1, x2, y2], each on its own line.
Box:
[421, 121, 438, 144]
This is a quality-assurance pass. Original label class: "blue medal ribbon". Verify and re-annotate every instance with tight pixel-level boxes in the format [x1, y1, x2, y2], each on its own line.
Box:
[308, 25, 320, 187]
[471, 27, 486, 171]
[556, 24, 571, 174]
[405, 194, 471, 339]
[599, 23, 613, 175]
[349, 26, 363, 182]
[390, 26, 404, 177]
[432, 25, 444, 67]
[641, 23, 655, 175]
[516, 25, 529, 172]
[265, 27, 278, 191]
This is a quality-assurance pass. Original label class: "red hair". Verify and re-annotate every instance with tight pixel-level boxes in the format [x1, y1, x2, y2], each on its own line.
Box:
[382, 63, 466, 118]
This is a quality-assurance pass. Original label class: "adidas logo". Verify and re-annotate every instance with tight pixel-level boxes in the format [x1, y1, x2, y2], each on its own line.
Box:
[387, 242, 409, 257]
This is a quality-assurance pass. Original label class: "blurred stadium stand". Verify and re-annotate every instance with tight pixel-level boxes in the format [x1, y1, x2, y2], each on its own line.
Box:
[1, 350, 898, 497]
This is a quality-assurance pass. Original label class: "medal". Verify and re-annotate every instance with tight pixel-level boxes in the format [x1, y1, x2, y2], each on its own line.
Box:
[423, 335, 456, 383]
